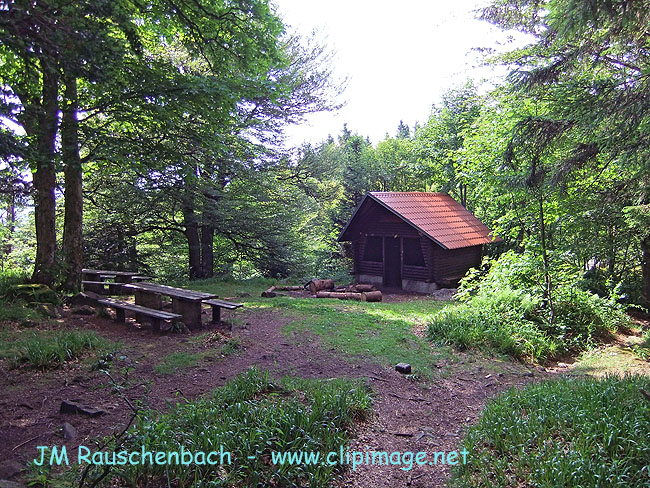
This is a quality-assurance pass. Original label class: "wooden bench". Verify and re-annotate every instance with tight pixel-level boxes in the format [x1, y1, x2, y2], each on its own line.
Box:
[98, 298, 182, 332]
[82, 281, 124, 295]
[203, 299, 243, 324]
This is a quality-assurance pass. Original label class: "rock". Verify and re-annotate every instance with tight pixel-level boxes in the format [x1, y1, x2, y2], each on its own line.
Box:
[66, 291, 102, 307]
[0, 480, 25, 488]
[63, 422, 77, 441]
[395, 363, 412, 374]
[31, 302, 60, 318]
[0, 460, 24, 480]
[557, 362, 569, 369]
[19, 319, 38, 328]
[430, 288, 457, 301]
[71, 305, 96, 316]
[5, 284, 60, 304]
[60, 400, 107, 417]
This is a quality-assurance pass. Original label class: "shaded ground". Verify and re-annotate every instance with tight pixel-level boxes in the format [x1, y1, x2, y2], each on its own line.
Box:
[1, 292, 645, 486]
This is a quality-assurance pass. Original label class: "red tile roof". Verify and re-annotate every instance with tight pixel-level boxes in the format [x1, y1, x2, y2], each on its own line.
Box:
[340, 192, 500, 249]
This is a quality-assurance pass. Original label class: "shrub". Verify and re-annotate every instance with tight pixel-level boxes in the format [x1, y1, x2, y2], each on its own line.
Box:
[429, 251, 629, 362]
[452, 375, 650, 487]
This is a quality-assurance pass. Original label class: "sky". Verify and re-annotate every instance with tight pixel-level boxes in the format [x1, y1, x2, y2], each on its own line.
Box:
[274, 0, 518, 146]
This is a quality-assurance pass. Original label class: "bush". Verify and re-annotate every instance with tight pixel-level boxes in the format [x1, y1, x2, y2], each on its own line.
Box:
[452, 375, 650, 488]
[429, 251, 629, 362]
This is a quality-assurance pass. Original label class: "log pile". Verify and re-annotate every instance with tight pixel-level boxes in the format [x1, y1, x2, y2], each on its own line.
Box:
[316, 289, 382, 302]
[261, 284, 305, 298]
[308, 279, 335, 294]
[261, 279, 382, 302]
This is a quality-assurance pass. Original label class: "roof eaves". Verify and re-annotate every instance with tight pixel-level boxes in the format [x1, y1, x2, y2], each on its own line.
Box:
[337, 193, 371, 242]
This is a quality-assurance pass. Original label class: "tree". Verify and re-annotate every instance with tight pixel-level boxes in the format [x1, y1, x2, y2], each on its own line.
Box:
[482, 0, 650, 305]
[414, 82, 482, 207]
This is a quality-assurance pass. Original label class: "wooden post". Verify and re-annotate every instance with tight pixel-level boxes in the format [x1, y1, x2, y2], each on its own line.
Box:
[115, 308, 126, 323]
[150, 317, 161, 333]
[135, 290, 161, 324]
[211, 305, 221, 324]
[172, 298, 202, 329]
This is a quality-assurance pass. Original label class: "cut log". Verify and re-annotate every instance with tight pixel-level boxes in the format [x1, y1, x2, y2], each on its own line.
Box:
[274, 285, 304, 291]
[309, 279, 335, 294]
[353, 284, 375, 292]
[362, 291, 383, 302]
[261, 286, 277, 298]
[316, 291, 363, 301]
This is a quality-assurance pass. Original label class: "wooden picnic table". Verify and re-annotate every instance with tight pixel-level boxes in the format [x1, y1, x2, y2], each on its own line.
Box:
[82, 269, 142, 283]
[122, 282, 217, 329]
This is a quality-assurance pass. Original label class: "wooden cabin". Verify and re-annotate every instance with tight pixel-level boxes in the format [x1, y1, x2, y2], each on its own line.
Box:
[338, 192, 500, 292]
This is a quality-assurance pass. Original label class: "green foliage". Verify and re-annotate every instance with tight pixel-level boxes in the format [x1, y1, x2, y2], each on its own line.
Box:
[84, 369, 372, 487]
[429, 252, 629, 361]
[0, 269, 29, 296]
[3, 283, 61, 305]
[452, 375, 650, 487]
[632, 329, 650, 361]
[3, 330, 107, 369]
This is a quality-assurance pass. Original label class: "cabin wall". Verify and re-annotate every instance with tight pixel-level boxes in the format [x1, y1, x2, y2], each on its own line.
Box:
[348, 198, 482, 290]
[431, 245, 482, 286]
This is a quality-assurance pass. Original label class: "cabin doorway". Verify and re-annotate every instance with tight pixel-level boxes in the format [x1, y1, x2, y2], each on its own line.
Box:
[384, 237, 402, 288]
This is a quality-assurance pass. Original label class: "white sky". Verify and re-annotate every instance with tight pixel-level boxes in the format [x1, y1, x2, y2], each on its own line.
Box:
[274, 0, 517, 146]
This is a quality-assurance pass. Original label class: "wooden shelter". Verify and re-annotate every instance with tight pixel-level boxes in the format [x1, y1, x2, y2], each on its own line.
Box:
[338, 192, 500, 292]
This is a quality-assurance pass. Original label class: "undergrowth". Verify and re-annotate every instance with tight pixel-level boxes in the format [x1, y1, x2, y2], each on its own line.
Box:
[2, 329, 108, 369]
[452, 375, 650, 487]
[428, 251, 630, 362]
[79, 368, 372, 487]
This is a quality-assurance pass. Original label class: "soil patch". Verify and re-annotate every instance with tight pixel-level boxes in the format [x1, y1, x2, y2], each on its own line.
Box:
[1, 300, 541, 487]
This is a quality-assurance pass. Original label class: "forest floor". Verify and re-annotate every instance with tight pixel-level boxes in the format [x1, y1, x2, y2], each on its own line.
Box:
[1, 286, 649, 487]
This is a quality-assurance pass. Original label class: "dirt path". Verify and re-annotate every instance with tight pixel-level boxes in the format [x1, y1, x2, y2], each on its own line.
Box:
[0, 304, 541, 486]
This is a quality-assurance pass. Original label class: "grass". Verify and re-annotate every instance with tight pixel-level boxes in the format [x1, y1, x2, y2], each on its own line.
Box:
[272, 297, 452, 379]
[182, 278, 455, 378]
[1, 329, 108, 369]
[0, 300, 45, 322]
[427, 286, 626, 363]
[154, 337, 243, 374]
[154, 351, 203, 374]
[78, 368, 372, 487]
[452, 375, 650, 487]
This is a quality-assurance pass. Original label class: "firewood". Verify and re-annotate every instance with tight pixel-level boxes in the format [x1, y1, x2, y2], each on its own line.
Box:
[353, 284, 375, 292]
[361, 290, 382, 302]
[309, 278, 335, 294]
[316, 291, 363, 301]
[274, 285, 304, 291]
[261, 286, 277, 298]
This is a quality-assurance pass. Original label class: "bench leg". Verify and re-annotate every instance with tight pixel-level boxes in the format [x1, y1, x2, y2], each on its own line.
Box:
[150, 318, 161, 332]
[211, 305, 221, 325]
[135, 291, 161, 324]
[172, 298, 201, 329]
[115, 308, 126, 323]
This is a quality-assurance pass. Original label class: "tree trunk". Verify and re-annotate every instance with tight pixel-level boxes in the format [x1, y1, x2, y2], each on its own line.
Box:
[642, 235, 650, 308]
[62, 74, 84, 292]
[182, 195, 201, 280]
[3, 190, 16, 259]
[31, 64, 59, 286]
[538, 195, 554, 321]
[200, 224, 214, 279]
